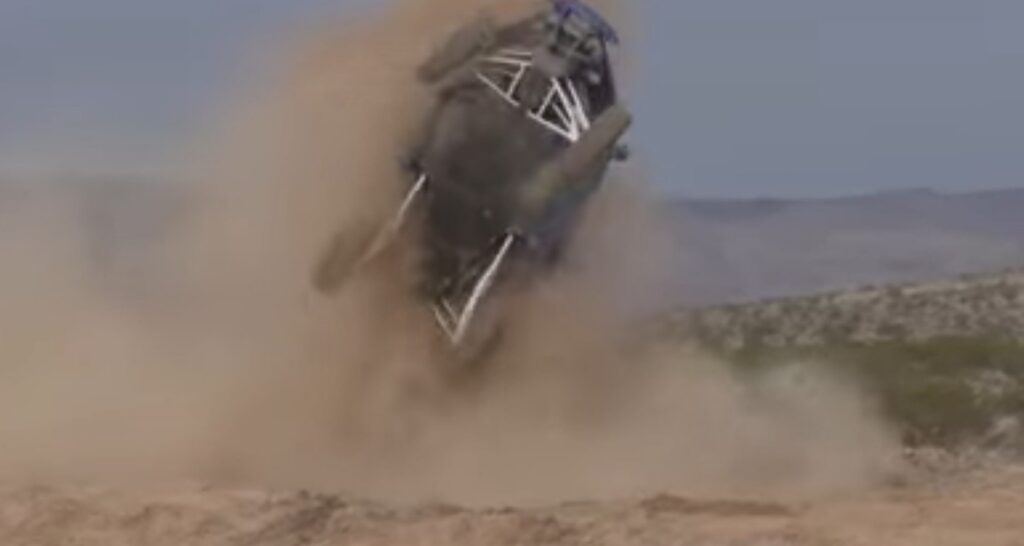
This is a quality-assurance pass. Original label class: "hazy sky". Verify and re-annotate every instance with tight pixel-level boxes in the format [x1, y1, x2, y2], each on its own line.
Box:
[2, 0, 1023, 197]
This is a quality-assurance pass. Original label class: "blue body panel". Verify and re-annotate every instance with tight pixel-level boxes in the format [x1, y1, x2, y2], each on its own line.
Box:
[550, 0, 620, 44]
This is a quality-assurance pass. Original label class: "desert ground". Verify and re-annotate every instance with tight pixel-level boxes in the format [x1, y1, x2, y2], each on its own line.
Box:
[3, 461, 1023, 546]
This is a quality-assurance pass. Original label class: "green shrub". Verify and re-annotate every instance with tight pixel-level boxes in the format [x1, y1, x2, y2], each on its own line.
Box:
[707, 336, 1024, 447]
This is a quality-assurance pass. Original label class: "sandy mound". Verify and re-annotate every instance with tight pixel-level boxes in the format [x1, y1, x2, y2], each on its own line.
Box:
[3, 464, 1024, 546]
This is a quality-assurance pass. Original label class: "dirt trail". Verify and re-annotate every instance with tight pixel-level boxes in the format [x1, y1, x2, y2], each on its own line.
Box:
[3, 465, 1023, 546]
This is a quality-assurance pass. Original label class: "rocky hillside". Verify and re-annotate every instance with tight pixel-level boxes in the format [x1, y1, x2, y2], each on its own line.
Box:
[670, 188, 1024, 304]
[660, 268, 1024, 447]
[666, 267, 1024, 350]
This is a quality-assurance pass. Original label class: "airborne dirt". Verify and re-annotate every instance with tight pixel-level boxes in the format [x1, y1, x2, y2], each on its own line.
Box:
[0, 0, 1020, 544]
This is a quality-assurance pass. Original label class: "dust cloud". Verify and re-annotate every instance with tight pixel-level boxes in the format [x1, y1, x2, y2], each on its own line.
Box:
[0, 0, 898, 506]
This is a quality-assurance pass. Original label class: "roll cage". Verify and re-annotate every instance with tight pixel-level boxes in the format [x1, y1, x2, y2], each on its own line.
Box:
[473, 0, 619, 143]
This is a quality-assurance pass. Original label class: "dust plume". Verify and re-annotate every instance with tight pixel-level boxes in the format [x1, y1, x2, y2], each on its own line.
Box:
[0, 0, 898, 506]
